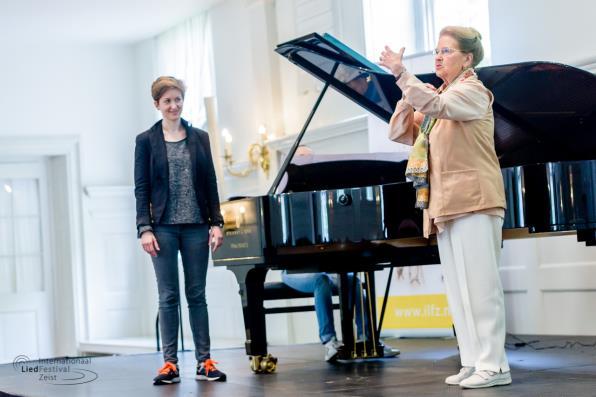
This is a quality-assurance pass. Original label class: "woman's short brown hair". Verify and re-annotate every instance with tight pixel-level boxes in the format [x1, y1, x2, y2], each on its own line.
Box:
[151, 76, 186, 102]
[439, 26, 484, 68]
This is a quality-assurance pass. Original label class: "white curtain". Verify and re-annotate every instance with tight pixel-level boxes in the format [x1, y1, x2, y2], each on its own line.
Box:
[155, 13, 215, 128]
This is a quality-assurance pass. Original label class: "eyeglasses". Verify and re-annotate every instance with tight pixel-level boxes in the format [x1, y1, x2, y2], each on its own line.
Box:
[433, 47, 463, 56]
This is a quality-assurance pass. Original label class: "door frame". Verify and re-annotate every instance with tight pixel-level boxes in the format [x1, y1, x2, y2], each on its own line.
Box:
[0, 136, 84, 357]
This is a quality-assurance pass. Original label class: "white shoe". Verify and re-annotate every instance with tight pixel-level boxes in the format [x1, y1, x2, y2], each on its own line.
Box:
[382, 345, 400, 358]
[445, 367, 475, 385]
[459, 370, 512, 389]
[324, 337, 342, 362]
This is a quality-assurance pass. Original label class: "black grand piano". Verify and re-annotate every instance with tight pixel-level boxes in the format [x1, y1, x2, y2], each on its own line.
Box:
[213, 33, 596, 373]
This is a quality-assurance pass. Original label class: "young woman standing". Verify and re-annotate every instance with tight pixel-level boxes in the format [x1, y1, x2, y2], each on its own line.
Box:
[134, 76, 226, 385]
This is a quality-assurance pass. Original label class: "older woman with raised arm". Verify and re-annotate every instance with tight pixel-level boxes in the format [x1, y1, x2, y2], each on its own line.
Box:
[379, 27, 511, 389]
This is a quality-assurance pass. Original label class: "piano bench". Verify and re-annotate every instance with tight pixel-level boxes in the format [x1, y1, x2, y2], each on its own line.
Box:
[263, 282, 339, 315]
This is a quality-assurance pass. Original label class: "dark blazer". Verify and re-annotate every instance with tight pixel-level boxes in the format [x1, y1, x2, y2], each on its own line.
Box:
[134, 119, 223, 234]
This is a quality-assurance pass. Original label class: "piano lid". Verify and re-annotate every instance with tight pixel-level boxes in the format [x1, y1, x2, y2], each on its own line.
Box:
[276, 33, 596, 168]
[276, 32, 401, 122]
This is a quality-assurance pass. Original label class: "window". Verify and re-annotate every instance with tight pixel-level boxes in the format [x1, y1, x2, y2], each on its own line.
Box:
[0, 178, 44, 294]
[364, 0, 491, 66]
[155, 13, 215, 128]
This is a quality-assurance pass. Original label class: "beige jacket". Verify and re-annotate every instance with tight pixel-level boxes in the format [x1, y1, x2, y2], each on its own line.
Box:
[389, 69, 506, 237]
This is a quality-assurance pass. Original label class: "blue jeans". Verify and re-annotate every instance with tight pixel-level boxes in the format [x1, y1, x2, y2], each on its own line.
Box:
[281, 271, 369, 344]
[152, 224, 210, 363]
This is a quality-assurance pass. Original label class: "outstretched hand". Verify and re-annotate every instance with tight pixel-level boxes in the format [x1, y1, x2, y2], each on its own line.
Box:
[379, 46, 405, 77]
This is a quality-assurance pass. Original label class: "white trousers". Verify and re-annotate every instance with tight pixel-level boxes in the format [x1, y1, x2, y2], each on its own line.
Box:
[437, 214, 510, 372]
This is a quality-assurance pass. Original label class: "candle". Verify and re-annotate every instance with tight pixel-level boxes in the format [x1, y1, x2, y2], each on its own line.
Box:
[258, 125, 267, 143]
[221, 128, 233, 158]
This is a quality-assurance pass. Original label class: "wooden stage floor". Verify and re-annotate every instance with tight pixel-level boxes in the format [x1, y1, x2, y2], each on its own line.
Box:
[1, 335, 596, 397]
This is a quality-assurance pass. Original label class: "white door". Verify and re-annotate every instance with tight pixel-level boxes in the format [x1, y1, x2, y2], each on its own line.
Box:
[0, 161, 54, 363]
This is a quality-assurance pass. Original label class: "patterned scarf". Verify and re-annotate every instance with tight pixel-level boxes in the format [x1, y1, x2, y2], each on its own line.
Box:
[405, 68, 475, 209]
[405, 116, 436, 209]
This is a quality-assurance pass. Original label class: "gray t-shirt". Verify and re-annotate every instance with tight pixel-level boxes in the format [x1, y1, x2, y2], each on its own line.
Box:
[161, 138, 204, 224]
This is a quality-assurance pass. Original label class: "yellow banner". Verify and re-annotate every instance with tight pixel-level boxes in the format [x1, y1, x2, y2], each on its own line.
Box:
[378, 294, 453, 329]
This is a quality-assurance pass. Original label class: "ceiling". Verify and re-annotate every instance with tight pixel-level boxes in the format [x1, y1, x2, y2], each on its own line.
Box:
[0, 0, 222, 45]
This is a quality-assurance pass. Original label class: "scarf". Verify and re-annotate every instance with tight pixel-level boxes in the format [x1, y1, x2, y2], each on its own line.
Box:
[405, 116, 436, 209]
[404, 68, 475, 209]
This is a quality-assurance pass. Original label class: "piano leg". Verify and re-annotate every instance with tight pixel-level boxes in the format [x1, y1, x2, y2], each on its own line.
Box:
[229, 265, 278, 373]
[337, 271, 385, 359]
[337, 272, 356, 360]
[364, 271, 384, 357]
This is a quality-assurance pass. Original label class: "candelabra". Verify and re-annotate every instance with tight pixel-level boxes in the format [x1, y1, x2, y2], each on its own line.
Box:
[221, 126, 271, 177]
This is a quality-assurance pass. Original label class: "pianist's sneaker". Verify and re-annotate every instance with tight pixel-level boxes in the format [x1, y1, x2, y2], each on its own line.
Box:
[459, 370, 512, 389]
[382, 344, 400, 358]
[196, 359, 227, 382]
[153, 362, 180, 385]
[324, 337, 342, 362]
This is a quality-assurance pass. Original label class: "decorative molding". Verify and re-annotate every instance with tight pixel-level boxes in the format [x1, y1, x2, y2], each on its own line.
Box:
[539, 261, 596, 291]
[0, 136, 80, 157]
[500, 266, 528, 293]
[268, 115, 368, 153]
[84, 185, 135, 221]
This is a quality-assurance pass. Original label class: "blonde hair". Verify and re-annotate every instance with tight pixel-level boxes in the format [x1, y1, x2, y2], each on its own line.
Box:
[151, 76, 186, 102]
[439, 26, 484, 67]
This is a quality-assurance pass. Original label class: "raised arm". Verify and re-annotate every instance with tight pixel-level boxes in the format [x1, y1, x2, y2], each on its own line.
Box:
[396, 71, 492, 121]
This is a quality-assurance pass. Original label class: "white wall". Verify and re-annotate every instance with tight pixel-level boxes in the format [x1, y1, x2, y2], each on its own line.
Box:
[0, 43, 143, 354]
[0, 43, 138, 186]
[487, 0, 596, 336]
[489, 0, 596, 66]
[210, 1, 268, 164]
[133, 39, 160, 133]
[275, 0, 368, 137]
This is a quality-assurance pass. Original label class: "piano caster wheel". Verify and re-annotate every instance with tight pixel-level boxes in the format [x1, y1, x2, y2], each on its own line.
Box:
[260, 354, 277, 373]
[249, 354, 277, 374]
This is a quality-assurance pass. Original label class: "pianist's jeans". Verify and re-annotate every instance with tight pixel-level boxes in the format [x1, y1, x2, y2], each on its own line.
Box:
[281, 271, 369, 344]
[151, 223, 211, 364]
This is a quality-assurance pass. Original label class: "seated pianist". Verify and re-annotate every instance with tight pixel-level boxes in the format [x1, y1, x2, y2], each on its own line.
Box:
[280, 146, 400, 361]
[282, 270, 400, 361]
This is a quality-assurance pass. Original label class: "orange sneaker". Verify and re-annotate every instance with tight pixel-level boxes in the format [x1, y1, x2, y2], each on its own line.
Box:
[153, 362, 180, 385]
[196, 358, 226, 382]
